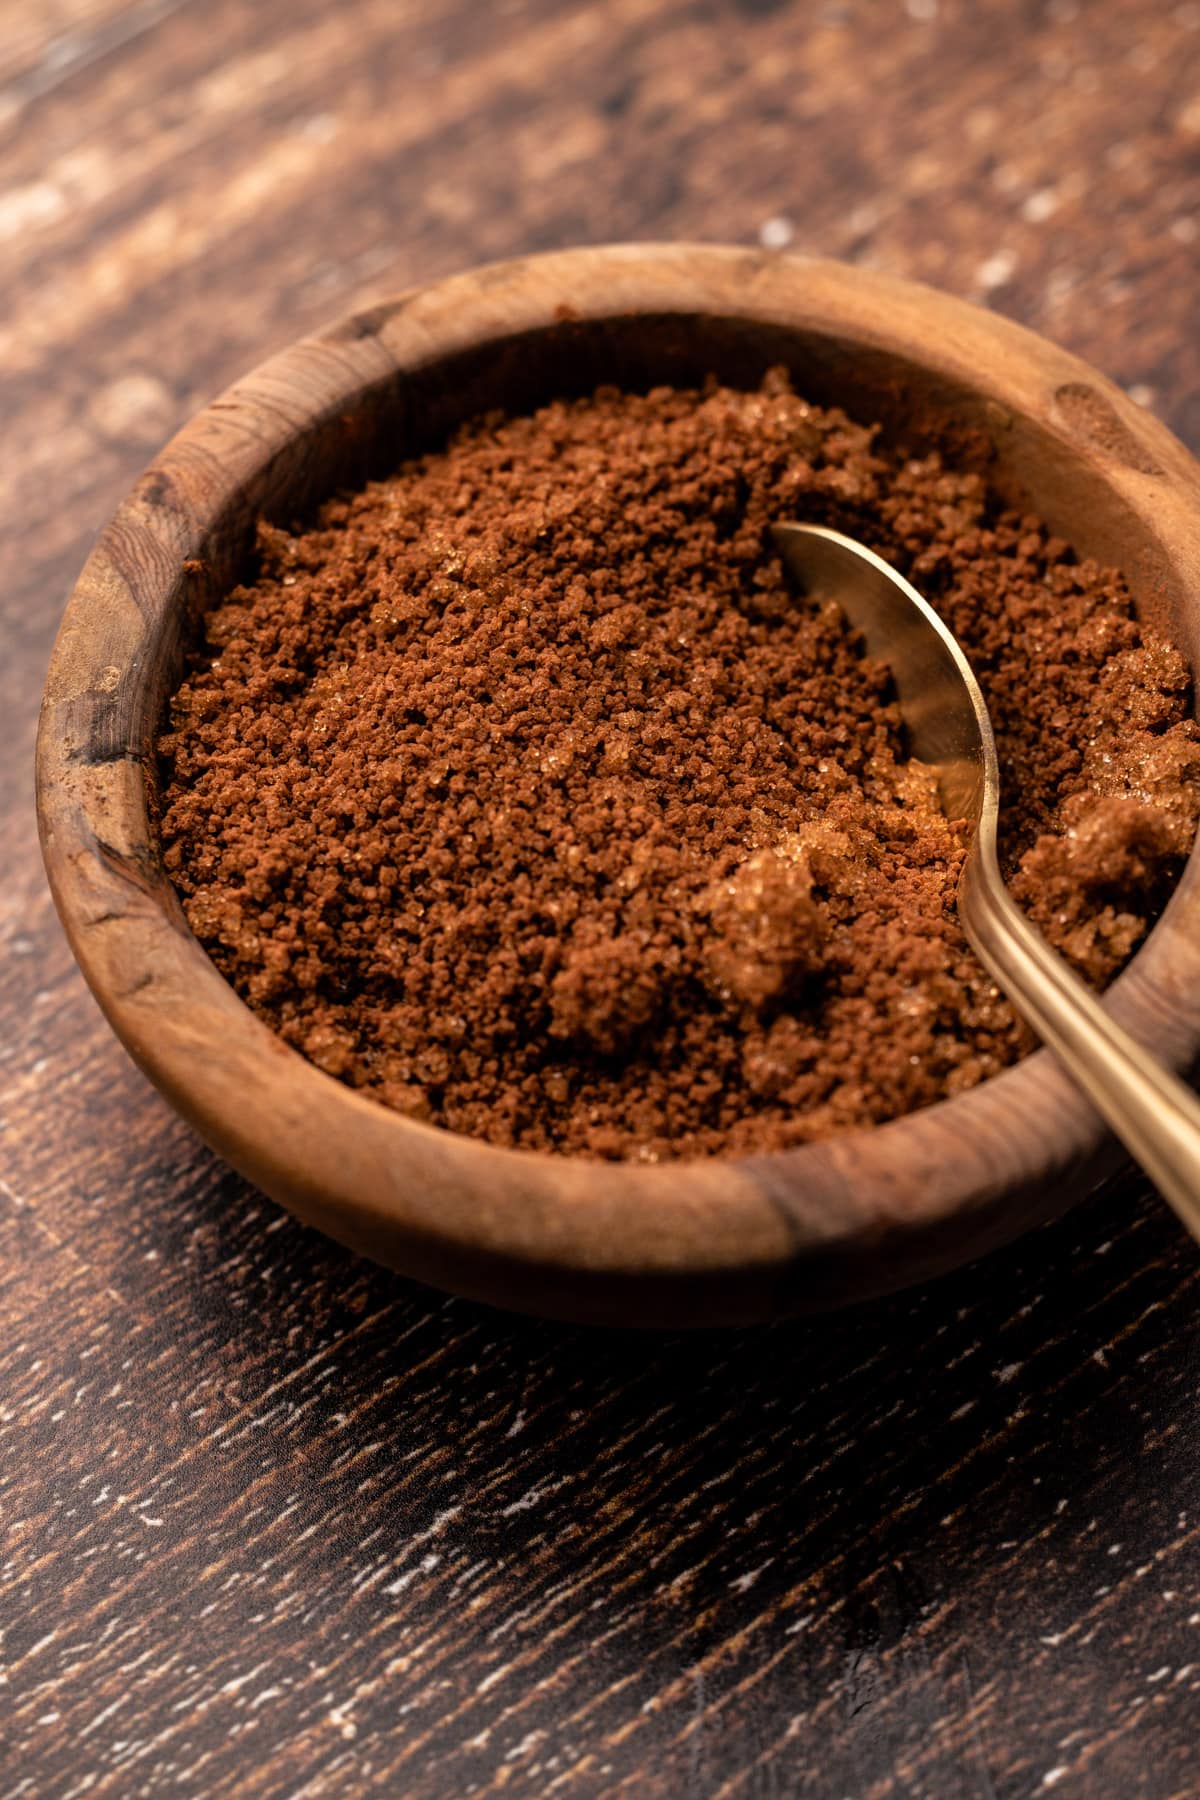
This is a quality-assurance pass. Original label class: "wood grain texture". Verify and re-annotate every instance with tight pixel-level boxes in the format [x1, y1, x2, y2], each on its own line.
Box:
[3, 0, 1200, 1793]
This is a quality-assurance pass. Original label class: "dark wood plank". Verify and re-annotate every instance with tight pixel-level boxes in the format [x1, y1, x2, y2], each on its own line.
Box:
[2, 0, 1199, 1793]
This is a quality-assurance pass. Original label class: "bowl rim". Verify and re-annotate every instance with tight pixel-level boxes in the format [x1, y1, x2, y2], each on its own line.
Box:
[35, 243, 1200, 1325]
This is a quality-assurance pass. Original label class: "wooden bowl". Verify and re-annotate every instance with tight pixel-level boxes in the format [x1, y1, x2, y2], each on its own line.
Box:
[36, 245, 1200, 1326]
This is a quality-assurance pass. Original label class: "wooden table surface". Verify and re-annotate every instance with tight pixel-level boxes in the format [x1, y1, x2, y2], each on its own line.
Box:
[4, 2, 1200, 1794]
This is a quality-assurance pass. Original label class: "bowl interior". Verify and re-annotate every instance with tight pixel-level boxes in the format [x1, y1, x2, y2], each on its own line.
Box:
[133, 309, 1197, 773]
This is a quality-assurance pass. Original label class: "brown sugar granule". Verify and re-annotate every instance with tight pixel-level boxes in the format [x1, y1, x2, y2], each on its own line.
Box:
[158, 374, 1200, 1159]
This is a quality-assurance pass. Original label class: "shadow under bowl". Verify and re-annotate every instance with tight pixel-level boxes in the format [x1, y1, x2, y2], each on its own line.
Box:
[35, 244, 1200, 1326]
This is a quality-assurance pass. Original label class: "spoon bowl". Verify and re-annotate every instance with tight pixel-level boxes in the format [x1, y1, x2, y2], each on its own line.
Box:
[770, 523, 996, 825]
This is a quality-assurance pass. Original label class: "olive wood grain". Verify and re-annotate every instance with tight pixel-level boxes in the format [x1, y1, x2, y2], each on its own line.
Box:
[35, 245, 1200, 1325]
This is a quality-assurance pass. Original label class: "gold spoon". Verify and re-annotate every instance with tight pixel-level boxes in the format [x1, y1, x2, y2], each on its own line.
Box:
[773, 522, 1200, 1241]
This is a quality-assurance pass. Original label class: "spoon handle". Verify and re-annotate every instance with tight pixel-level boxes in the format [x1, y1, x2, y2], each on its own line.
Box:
[960, 844, 1200, 1240]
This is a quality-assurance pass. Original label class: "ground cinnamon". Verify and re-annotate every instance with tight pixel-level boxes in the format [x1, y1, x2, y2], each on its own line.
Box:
[158, 373, 1199, 1158]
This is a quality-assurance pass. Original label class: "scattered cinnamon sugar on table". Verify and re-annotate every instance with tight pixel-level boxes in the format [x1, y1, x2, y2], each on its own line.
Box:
[157, 373, 1200, 1159]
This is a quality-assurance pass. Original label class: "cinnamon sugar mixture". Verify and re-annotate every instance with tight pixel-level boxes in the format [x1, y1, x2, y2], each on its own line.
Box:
[158, 374, 1199, 1158]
